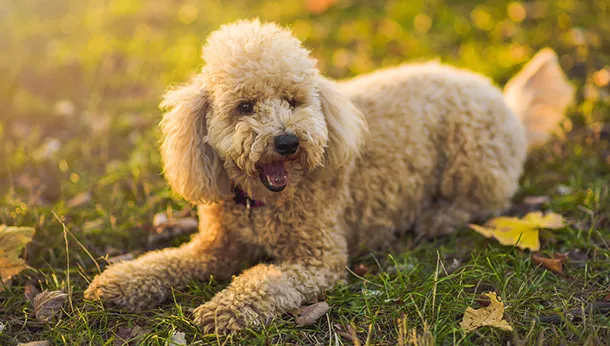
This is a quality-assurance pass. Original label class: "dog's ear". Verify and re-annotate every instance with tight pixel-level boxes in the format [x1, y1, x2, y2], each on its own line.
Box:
[317, 76, 368, 167]
[159, 75, 231, 204]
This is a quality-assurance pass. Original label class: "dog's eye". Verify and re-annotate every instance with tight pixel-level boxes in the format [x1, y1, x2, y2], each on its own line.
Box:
[237, 101, 254, 115]
[287, 98, 297, 110]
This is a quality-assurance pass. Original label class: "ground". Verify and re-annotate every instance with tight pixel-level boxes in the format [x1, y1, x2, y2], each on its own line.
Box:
[1, 0, 609, 345]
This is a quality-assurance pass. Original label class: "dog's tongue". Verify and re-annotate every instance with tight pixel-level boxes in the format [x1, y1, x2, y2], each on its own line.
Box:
[262, 161, 288, 188]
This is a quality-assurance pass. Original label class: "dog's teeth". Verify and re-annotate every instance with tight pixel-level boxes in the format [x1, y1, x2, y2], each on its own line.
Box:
[267, 176, 276, 187]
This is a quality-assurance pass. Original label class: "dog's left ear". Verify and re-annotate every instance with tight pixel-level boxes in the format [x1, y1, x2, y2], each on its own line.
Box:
[317, 76, 368, 167]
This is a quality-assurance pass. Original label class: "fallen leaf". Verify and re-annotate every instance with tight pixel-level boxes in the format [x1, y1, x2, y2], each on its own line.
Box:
[460, 292, 513, 333]
[532, 253, 565, 274]
[524, 211, 564, 229]
[33, 290, 68, 323]
[469, 211, 564, 251]
[0, 225, 36, 288]
[165, 331, 186, 346]
[18, 342, 50, 346]
[295, 301, 330, 326]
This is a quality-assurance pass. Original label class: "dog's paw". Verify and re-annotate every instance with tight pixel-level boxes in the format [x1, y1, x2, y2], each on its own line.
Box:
[193, 300, 247, 334]
[84, 266, 167, 312]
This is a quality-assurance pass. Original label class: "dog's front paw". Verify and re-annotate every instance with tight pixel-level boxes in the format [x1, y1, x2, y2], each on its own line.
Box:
[193, 300, 248, 334]
[84, 264, 168, 312]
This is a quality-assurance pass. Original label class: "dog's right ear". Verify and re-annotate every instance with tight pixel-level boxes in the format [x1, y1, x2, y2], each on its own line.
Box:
[159, 75, 231, 204]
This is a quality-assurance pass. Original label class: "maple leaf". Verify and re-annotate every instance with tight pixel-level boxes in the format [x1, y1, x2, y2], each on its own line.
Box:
[460, 292, 513, 333]
[469, 211, 564, 251]
[0, 225, 36, 289]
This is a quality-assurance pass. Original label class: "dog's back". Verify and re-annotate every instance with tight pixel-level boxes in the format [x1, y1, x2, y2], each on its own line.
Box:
[340, 54, 572, 252]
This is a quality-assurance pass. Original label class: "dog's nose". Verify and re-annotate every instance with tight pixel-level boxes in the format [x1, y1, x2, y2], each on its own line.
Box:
[274, 134, 300, 155]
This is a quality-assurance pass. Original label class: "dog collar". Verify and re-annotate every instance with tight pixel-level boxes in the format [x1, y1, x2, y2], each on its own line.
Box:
[233, 186, 265, 209]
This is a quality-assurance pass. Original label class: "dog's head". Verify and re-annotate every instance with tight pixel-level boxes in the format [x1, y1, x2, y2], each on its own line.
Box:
[160, 19, 366, 205]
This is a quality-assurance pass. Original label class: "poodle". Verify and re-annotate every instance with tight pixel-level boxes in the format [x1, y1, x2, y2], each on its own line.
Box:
[85, 19, 574, 333]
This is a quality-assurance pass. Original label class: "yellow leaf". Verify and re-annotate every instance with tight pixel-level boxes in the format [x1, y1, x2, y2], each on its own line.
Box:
[460, 292, 513, 333]
[0, 225, 36, 288]
[469, 211, 564, 251]
[469, 218, 540, 251]
[539, 212, 564, 229]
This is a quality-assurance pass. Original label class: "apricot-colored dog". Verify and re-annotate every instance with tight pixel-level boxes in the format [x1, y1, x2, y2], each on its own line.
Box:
[85, 19, 574, 333]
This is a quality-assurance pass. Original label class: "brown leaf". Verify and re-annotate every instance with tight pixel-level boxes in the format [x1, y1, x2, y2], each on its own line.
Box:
[33, 290, 67, 323]
[0, 225, 36, 288]
[532, 253, 565, 274]
[295, 302, 330, 326]
[18, 342, 50, 346]
[66, 191, 92, 208]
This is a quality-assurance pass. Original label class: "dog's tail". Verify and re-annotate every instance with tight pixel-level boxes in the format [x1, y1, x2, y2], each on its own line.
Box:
[504, 48, 575, 148]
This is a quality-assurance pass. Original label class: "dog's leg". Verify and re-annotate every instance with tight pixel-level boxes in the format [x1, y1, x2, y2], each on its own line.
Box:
[192, 229, 348, 334]
[84, 229, 252, 312]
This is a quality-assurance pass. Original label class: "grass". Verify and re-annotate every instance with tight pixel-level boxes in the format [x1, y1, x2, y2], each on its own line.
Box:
[1, 0, 609, 344]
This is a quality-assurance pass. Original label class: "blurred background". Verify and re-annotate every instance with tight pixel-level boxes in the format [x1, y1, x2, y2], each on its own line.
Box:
[1, 1, 610, 344]
[0, 0, 609, 264]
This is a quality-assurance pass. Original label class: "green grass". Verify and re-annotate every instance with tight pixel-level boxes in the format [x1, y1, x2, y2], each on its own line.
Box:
[1, 0, 609, 344]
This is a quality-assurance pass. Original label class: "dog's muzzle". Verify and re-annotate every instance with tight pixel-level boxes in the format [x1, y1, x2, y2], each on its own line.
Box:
[258, 161, 288, 192]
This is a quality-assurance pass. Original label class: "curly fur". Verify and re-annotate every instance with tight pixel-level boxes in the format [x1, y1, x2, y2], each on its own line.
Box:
[85, 19, 574, 333]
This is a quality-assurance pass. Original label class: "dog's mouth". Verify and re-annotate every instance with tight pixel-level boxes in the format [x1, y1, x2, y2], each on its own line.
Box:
[257, 160, 288, 192]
